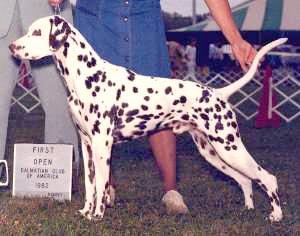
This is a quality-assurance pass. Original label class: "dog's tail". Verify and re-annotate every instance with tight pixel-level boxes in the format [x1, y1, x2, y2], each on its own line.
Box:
[217, 38, 288, 100]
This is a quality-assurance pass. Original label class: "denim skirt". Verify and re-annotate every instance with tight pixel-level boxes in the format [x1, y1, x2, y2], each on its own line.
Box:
[74, 0, 171, 77]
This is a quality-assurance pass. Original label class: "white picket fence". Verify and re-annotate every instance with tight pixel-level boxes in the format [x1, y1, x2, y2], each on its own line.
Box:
[173, 53, 300, 122]
[12, 56, 300, 123]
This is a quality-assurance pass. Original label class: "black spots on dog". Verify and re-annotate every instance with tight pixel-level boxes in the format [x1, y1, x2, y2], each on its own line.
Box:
[179, 83, 184, 88]
[208, 135, 224, 144]
[32, 29, 41, 36]
[57, 59, 65, 75]
[116, 89, 121, 101]
[107, 105, 118, 125]
[85, 79, 92, 89]
[70, 36, 78, 45]
[200, 113, 210, 130]
[179, 96, 187, 104]
[231, 121, 237, 129]
[85, 71, 101, 91]
[199, 90, 210, 103]
[83, 55, 88, 62]
[181, 114, 189, 121]
[127, 69, 135, 81]
[125, 117, 134, 123]
[226, 110, 233, 119]
[133, 87, 138, 93]
[121, 103, 129, 109]
[89, 103, 99, 114]
[106, 128, 111, 135]
[156, 105, 162, 110]
[134, 120, 148, 130]
[91, 120, 101, 135]
[271, 192, 280, 206]
[108, 80, 113, 87]
[138, 114, 154, 121]
[173, 99, 179, 106]
[215, 104, 221, 112]
[144, 96, 150, 101]
[200, 113, 209, 121]
[63, 42, 69, 57]
[165, 86, 172, 95]
[218, 98, 226, 109]
[87, 57, 97, 68]
[78, 55, 83, 61]
[126, 109, 139, 117]
[209, 150, 216, 156]
[106, 158, 111, 167]
[118, 109, 124, 116]
[95, 86, 100, 92]
[77, 69, 81, 76]
[215, 122, 224, 133]
[227, 134, 235, 143]
[199, 138, 207, 149]
[147, 88, 154, 94]
[141, 105, 148, 111]
[80, 42, 86, 48]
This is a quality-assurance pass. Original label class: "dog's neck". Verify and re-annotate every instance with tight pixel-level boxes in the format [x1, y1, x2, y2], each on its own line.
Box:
[52, 28, 112, 99]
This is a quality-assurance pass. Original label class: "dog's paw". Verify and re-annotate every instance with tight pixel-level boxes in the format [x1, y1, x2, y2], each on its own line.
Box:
[91, 212, 104, 221]
[269, 210, 283, 222]
[78, 209, 93, 220]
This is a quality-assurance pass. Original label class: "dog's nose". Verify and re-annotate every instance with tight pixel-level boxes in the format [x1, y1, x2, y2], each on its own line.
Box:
[9, 43, 16, 53]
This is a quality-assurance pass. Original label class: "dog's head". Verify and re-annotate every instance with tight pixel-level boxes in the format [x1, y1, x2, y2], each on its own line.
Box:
[9, 15, 71, 60]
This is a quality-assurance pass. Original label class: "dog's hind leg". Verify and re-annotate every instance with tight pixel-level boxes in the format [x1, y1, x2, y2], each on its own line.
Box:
[190, 130, 254, 209]
[211, 137, 282, 222]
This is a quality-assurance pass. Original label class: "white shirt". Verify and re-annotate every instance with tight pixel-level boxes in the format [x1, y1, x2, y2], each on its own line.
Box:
[185, 45, 197, 64]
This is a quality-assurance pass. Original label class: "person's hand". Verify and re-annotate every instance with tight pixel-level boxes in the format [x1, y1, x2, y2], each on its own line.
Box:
[231, 39, 257, 71]
[49, 0, 63, 7]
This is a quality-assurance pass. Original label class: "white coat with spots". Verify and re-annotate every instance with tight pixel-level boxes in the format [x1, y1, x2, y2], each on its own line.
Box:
[10, 15, 286, 222]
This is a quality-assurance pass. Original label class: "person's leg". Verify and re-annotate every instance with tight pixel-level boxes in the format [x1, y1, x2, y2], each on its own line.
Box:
[0, 3, 22, 161]
[18, 0, 79, 163]
[31, 60, 80, 160]
[148, 130, 176, 192]
[148, 129, 188, 214]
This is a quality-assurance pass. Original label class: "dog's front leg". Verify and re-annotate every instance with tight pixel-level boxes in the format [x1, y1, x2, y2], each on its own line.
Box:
[78, 134, 96, 220]
[90, 130, 114, 220]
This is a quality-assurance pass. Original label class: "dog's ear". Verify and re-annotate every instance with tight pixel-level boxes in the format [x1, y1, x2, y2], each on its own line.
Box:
[49, 15, 71, 51]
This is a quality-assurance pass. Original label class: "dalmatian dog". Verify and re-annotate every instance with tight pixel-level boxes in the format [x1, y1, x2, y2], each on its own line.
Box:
[9, 15, 286, 222]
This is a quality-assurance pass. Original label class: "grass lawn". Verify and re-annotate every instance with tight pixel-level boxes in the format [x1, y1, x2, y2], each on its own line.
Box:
[0, 111, 300, 235]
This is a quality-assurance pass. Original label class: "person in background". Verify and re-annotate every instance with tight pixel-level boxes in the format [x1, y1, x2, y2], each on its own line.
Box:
[49, 0, 256, 214]
[185, 38, 198, 75]
[167, 40, 185, 77]
[0, 0, 79, 175]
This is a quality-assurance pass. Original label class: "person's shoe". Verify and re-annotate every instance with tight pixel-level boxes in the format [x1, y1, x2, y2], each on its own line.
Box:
[162, 190, 189, 214]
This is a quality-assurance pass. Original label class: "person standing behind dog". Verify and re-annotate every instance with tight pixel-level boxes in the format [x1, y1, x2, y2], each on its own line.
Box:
[185, 38, 198, 75]
[0, 1, 79, 170]
[50, 0, 256, 214]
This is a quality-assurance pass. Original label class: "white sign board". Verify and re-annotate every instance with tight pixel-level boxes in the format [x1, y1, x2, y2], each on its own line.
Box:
[13, 144, 73, 201]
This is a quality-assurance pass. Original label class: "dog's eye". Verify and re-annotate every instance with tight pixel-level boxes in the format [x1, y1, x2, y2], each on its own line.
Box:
[32, 29, 41, 36]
